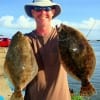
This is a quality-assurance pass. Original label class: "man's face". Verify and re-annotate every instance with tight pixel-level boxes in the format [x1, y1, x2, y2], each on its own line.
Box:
[31, 6, 55, 25]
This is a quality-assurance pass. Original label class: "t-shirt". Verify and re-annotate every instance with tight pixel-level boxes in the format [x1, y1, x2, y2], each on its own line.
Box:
[24, 28, 71, 100]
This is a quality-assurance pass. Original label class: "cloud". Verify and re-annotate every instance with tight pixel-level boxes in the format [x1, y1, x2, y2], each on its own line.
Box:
[0, 15, 100, 31]
[62, 18, 100, 30]
[0, 15, 100, 39]
[16, 16, 36, 29]
[0, 16, 14, 27]
[0, 15, 35, 29]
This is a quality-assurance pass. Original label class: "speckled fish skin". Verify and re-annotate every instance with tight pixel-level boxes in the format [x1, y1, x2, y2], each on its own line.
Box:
[4, 31, 38, 100]
[57, 24, 96, 96]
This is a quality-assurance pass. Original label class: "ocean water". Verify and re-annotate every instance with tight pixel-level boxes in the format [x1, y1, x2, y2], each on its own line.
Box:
[68, 41, 100, 100]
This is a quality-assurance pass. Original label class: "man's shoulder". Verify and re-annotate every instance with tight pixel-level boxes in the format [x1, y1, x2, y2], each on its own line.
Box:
[24, 31, 32, 36]
[24, 31, 36, 38]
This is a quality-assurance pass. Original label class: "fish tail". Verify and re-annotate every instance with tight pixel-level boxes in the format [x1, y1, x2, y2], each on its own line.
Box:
[80, 82, 96, 96]
[10, 91, 24, 100]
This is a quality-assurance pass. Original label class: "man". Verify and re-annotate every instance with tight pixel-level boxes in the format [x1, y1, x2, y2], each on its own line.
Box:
[24, 0, 71, 100]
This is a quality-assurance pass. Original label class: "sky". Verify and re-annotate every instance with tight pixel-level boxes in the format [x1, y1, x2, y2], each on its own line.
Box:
[0, 0, 100, 40]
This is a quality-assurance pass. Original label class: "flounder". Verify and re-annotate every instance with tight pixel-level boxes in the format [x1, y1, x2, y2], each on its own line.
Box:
[4, 31, 38, 100]
[57, 24, 96, 96]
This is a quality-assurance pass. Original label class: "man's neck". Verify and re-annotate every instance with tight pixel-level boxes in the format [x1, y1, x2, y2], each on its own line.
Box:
[36, 25, 53, 37]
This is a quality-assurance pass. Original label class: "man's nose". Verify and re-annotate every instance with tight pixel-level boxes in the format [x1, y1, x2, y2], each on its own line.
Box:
[40, 10, 47, 14]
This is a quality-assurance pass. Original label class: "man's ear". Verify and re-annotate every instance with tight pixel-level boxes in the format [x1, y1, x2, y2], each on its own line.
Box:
[52, 9, 56, 18]
[31, 9, 34, 17]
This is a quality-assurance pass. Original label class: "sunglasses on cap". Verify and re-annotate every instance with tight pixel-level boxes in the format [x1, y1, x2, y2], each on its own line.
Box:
[32, 6, 54, 12]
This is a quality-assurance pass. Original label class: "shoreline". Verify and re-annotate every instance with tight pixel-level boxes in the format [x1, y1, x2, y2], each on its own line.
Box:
[0, 75, 12, 100]
[0, 47, 12, 100]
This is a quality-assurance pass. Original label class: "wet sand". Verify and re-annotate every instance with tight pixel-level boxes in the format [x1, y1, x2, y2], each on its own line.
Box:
[0, 47, 12, 100]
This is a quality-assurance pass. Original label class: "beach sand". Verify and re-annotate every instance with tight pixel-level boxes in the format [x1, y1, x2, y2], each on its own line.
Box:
[0, 47, 12, 100]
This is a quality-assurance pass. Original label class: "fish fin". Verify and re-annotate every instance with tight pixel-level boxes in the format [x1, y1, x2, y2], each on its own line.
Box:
[10, 91, 24, 100]
[80, 82, 96, 96]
